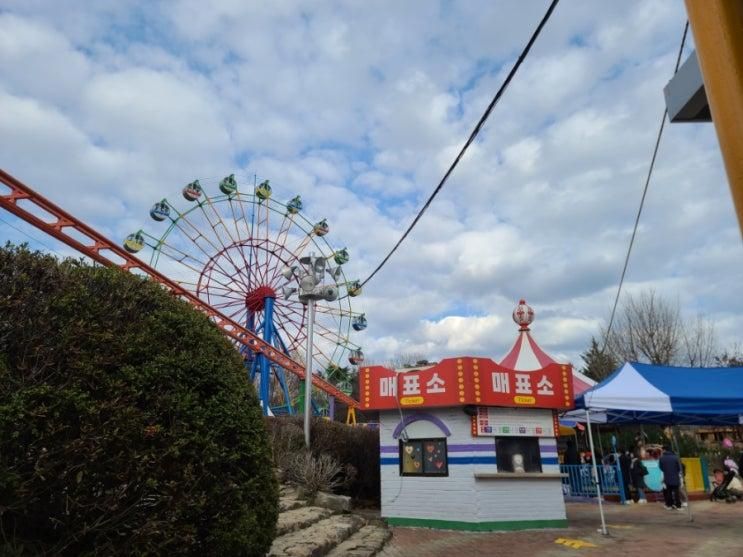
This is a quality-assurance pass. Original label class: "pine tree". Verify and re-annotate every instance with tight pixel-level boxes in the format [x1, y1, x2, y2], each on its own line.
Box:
[580, 336, 617, 381]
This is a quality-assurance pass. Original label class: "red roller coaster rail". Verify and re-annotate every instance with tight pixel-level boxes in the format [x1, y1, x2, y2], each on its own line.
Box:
[0, 169, 358, 408]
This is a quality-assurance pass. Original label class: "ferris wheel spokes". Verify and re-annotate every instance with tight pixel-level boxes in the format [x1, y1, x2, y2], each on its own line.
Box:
[290, 233, 316, 263]
[314, 304, 360, 318]
[166, 209, 252, 292]
[144, 234, 252, 297]
[197, 193, 257, 287]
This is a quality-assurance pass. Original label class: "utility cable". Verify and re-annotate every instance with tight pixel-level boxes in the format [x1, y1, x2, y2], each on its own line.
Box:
[601, 21, 690, 353]
[359, 0, 561, 287]
[0, 213, 60, 254]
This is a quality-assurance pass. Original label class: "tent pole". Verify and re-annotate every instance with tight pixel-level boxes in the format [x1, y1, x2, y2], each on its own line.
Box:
[596, 423, 606, 460]
[586, 409, 608, 535]
[671, 430, 693, 522]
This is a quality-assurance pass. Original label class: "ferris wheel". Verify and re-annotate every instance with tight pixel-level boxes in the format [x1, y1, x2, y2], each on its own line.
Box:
[123, 174, 367, 415]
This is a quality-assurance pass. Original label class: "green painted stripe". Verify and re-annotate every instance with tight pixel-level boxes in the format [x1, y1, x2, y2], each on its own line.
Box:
[385, 516, 568, 531]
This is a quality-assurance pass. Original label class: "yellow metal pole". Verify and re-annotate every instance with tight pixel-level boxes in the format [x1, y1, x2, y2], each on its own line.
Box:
[684, 0, 743, 238]
[346, 407, 357, 426]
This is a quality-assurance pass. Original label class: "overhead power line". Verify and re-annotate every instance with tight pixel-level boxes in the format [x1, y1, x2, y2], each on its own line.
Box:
[601, 21, 690, 353]
[0, 213, 59, 254]
[360, 0, 561, 288]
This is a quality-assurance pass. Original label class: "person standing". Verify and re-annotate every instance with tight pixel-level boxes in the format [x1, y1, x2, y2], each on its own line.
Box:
[619, 448, 633, 504]
[630, 452, 648, 503]
[659, 445, 683, 510]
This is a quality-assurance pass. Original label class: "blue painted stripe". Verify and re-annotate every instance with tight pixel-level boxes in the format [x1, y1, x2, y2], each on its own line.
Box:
[381, 457, 399, 465]
[449, 456, 497, 464]
[541, 457, 559, 465]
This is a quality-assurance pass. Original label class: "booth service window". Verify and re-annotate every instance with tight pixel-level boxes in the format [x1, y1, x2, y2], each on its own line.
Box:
[399, 438, 448, 476]
[495, 437, 542, 473]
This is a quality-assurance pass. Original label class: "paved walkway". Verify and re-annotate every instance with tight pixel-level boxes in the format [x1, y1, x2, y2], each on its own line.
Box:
[379, 500, 743, 556]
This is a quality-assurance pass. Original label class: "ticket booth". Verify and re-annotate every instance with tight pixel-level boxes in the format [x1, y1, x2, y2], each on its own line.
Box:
[362, 356, 574, 531]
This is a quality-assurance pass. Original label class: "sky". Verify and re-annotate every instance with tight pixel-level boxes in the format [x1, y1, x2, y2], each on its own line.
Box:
[1, 0, 742, 370]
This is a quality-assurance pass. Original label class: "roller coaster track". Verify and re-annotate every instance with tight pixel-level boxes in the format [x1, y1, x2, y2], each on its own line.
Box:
[0, 169, 358, 408]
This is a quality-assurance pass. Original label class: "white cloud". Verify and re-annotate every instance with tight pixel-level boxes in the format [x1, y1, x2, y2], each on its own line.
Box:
[1, 0, 742, 374]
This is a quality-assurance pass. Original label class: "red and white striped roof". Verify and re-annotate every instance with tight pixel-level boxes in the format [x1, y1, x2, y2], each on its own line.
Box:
[500, 299, 596, 396]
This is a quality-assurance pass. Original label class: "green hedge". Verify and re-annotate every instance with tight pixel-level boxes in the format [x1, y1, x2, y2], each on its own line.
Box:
[266, 417, 380, 502]
[0, 245, 278, 555]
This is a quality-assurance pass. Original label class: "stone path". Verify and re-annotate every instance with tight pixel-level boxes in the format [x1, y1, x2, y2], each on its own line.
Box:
[378, 500, 743, 557]
[326, 524, 393, 557]
[268, 486, 390, 557]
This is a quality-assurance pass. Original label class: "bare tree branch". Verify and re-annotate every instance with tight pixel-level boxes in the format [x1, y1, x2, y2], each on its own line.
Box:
[682, 314, 717, 367]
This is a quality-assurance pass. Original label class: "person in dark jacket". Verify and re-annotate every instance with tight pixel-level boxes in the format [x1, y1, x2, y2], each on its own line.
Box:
[565, 440, 580, 466]
[630, 453, 648, 503]
[619, 449, 633, 504]
[659, 445, 683, 509]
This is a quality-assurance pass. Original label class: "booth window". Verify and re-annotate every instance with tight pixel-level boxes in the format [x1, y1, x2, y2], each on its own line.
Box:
[495, 437, 542, 473]
[399, 438, 448, 476]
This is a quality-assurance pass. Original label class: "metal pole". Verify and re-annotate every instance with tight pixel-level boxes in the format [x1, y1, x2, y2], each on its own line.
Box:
[596, 423, 606, 461]
[328, 396, 335, 420]
[586, 409, 608, 536]
[671, 430, 694, 522]
[304, 299, 315, 448]
[685, 0, 743, 239]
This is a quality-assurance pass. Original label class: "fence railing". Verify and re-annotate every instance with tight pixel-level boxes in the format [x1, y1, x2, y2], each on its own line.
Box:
[560, 463, 626, 503]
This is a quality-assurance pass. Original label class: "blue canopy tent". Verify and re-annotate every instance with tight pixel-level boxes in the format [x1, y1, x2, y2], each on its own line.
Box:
[567, 362, 743, 533]
[573, 362, 743, 425]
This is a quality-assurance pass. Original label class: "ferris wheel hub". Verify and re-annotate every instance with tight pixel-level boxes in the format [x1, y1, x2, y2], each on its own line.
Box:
[245, 285, 277, 312]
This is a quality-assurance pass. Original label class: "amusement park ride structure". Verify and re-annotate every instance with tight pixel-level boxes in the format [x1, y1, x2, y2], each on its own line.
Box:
[0, 169, 363, 421]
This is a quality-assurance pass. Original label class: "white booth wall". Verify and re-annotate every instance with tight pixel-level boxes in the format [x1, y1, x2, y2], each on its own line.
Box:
[379, 407, 567, 530]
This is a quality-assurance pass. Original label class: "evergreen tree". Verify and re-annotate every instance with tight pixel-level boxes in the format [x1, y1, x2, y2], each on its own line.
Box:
[0, 245, 278, 555]
[580, 336, 617, 381]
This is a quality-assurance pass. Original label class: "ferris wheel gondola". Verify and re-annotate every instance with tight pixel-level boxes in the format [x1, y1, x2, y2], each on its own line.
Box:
[123, 231, 145, 253]
[313, 219, 329, 236]
[182, 180, 203, 202]
[149, 200, 170, 221]
[348, 349, 364, 365]
[352, 314, 367, 331]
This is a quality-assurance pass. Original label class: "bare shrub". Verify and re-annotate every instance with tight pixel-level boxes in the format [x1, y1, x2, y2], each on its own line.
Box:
[286, 451, 344, 496]
[264, 417, 381, 502]
[269, 422, 304, 476]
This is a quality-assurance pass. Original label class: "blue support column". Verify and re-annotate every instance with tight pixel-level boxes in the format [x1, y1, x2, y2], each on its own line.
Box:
[257, 297, 276, 415]
[273, 329, 295, 415]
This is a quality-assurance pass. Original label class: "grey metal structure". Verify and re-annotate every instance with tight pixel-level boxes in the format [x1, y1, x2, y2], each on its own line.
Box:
[664, 50, 712, 123]
[282, 254, 340, 447]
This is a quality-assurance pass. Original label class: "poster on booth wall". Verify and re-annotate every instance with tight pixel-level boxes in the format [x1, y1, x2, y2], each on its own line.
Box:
[473, 407, 558, 437]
